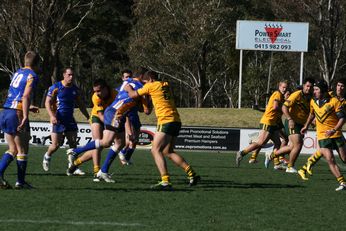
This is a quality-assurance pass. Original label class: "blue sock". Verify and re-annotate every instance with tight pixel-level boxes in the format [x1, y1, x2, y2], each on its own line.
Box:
[101, 148, 118, 173]
[0, 153, 14, 177]
[73, 140, 98, 155]
[120, 148, 127, 156]
[125, 148, 135, 161]
[16, 154, 27, 184]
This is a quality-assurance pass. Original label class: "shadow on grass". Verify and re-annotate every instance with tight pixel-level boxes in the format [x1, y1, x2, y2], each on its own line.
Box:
[197, 179, 304, 190]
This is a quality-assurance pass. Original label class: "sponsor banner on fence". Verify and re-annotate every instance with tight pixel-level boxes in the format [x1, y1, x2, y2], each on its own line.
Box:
[240, 129, 320, 154]
[175, 127, 240, 151]
[0, 122, 241, 151]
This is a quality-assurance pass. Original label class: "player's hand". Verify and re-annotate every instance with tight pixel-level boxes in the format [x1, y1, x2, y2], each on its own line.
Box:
[50, 116, 58, 125]
[17, 117, 28, 132]
[325, 129, 336, 137]
[29, 105, 40, 113]
[300, 126, 307, 135]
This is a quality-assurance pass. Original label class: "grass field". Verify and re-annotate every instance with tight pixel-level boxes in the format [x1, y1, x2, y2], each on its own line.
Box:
[0, 146, 345, 230]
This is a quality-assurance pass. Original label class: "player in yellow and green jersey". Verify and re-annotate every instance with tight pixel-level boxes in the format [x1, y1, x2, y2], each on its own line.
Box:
[125, 70, 200, 190]
[236, 80, 288, 168]
[298, 78, 346, 181]
[266, 78, 314, 173]
[300, 80, 346, 191]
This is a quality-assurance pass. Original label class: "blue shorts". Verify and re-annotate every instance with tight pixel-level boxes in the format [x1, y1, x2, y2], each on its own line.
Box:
[52, 112, 78, 133]
[0, 109, 29, 134]
[127, 111, 141, 130]
[104, 107, 126, 132]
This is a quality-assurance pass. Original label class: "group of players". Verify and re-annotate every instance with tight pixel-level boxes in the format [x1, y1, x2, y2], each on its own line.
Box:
[0, 51, 200, 190]
[236, 77, 346, 191]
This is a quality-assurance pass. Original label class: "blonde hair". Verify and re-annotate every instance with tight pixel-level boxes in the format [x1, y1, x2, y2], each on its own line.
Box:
[24, 51, 39, 67]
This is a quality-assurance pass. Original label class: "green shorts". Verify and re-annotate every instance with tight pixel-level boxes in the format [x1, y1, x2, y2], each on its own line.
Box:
[260, 123, 280, 134]
[318, 136, 346, 149]
[157, 122, 182, 137]
[284, 120, 304, 136]
[90, 115, 103, 125]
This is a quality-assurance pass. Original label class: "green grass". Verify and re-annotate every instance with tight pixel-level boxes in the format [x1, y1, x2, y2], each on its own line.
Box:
[29, 108, 263, 128]
[0, 146, 345, 230]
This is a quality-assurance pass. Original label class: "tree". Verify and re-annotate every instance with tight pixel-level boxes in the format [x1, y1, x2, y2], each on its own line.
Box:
[0, 0, 97, 104]
[129, 0, 236, 107]
[271, 0, 346, 85]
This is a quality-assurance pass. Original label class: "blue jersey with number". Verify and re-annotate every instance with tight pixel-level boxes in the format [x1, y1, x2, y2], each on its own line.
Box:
[3, 67, 39, 110]
[47, 81, 79, 116]
[110, 78, 143, 111]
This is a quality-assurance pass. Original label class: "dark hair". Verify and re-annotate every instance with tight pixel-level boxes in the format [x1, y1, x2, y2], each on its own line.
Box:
[303, 78, 315, 85]
[121, 69, 132, 76]
[63, 67, 73, 74]
[143, 71, 158, 81]
[335, 78, 346, 86]
[133, 67, 148, 78]
[314, 79, 329, 93]
[93, 78, 108, 88]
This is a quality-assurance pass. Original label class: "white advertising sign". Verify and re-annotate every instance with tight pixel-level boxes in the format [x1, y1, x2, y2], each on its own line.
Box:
[236, 20, 309, 52]
[240, 129, 322, 155]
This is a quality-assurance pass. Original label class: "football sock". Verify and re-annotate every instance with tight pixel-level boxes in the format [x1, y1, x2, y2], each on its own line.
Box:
[73, 158, 83, 166]
[101, 146, 117, 173]
[93, 165, 100, 175]
[184, 165, 196, 178]
[337, 176, 346, 184]
[250, 149, 259, 160]
[16, 154, 27, 184]
[0, 152, 14, 176]
[161, 174, 170, 184]
[273, 157, 280, 166]
[73, 139, 100, 155]
[308, 150, 322, 167]
[125, 148, 135, 161]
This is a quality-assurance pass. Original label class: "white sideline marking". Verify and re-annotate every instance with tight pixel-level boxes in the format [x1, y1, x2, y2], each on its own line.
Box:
[0, 219, 145, 227]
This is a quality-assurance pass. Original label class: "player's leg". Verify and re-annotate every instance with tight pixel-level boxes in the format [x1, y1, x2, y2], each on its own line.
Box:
[321, 147, 346, 191]
[236, 127, 271, 167]
[42, 132, 63, 171]
[118, 117, 131, 165]
[96, 131, 125, 183]
[150, 131, 171, 189]
[0, 133, 17, 188]
[285, 134, 303, 173]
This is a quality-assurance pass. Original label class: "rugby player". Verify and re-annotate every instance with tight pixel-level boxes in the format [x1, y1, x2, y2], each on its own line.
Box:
[300, 80, 346, 191]
[42, 67, 89, 174]
[236, 80, 288, 168]
[125, 70, 200, 190]
[0, 51, 40, 189]
[298, 78, 346, 180]
[265, 78, 314, 173]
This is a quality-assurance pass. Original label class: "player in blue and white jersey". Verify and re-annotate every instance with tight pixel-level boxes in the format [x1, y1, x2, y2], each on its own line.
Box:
[42, 67, 89, 174]
[67, 74, 149, 182]
[0, 51, 40, 189]
[117, 68, 148, 166]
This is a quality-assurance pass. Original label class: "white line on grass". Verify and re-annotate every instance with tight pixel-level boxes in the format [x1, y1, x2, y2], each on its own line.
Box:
[0, 219, 146, 227]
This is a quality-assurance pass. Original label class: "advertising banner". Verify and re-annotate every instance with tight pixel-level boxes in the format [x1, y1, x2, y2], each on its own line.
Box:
[236, 20, 309, 52]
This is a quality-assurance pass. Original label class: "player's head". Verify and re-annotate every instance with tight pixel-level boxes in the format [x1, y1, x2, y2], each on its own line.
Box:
[313, 79, 329, 99]
[278, 80, 288, 95]
[24, 51, 40, 70]
[121, 69, 132, 81]
[335, 78, 346, 98]
[133, 67, 148, 81]
[302, 78, 315, 95]
[93, 78, 110, 99]
[142, 71, 158, 83]
[63, 67, 74, 85]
